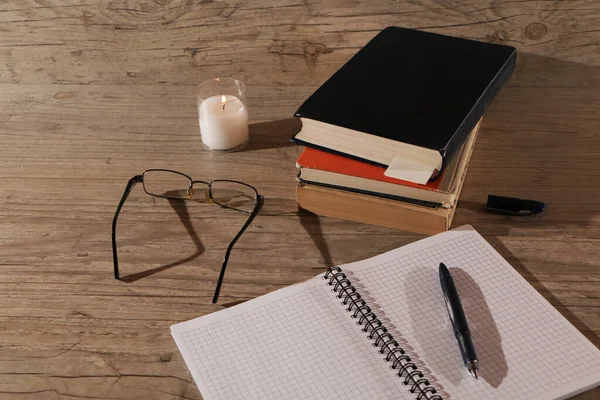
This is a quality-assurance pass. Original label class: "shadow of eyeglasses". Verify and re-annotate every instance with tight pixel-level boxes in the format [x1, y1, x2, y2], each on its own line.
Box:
[121, 194, 205, 283]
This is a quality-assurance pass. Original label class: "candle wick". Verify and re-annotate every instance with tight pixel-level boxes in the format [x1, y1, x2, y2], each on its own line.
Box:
[222, 102, 226, 111]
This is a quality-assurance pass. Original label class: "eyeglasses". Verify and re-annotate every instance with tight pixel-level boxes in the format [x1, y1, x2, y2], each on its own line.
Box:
[111, 169, 264, 303]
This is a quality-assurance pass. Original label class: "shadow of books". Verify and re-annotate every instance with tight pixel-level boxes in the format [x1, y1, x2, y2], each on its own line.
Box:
[448, 52, 600, 349]
[241, 118, 301, 152]
[456, 52, 600, 233]
[298, 208, 334, 268]
[486, 236, 599, 348]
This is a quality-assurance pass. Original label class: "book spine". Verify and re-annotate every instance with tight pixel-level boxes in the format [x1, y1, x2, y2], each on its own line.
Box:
[324, 266, 443, 400]
[441, 49, 517, 165]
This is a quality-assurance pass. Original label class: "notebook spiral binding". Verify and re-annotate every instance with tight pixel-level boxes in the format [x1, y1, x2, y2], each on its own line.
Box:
[324, 266, 443, 400]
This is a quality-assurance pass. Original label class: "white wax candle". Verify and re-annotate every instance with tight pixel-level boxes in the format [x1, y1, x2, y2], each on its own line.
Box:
[199, 94, 249, 150]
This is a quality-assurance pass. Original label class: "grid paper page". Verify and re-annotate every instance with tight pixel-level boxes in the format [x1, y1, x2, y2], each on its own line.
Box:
[171, 276, 411, 400]
[342, 226, 600, 400]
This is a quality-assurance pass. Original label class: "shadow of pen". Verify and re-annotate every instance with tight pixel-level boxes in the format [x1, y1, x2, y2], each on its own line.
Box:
[450, 267, 508, 388]
[405, 265, 508, 389]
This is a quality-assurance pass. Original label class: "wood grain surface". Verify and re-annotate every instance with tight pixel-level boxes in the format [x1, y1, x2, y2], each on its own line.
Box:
[1, 0, 599, 399]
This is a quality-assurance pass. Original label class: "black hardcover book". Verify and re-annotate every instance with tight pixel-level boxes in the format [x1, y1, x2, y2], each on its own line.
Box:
[292, 26, 515, 182]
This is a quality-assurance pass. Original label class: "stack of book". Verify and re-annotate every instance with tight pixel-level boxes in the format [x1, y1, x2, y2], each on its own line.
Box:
[291, 27, 516, 234]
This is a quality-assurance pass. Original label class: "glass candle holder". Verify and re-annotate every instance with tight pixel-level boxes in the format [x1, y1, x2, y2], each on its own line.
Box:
[196, 78, 249, 152]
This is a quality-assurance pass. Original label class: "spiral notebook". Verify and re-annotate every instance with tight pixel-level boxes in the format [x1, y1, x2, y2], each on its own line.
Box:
[171, 226, 600, 400]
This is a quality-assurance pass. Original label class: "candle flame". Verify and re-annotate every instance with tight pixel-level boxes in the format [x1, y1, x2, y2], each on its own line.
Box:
[221, 95, 226, 110]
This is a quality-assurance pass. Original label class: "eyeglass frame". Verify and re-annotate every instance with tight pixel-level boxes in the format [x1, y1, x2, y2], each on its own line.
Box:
[111, 168, 264, 303]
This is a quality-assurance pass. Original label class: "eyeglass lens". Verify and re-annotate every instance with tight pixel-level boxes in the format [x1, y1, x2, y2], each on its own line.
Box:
[143, 170, 194, 198]
[210, 180, 257, 212]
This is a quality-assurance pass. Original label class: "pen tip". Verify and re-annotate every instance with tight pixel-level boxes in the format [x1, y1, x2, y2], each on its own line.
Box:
[470, 367, 478, 380]
[467, 361, 479, 380]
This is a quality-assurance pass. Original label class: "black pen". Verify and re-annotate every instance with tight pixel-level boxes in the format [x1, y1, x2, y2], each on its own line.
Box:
[439, 263, 479, 380]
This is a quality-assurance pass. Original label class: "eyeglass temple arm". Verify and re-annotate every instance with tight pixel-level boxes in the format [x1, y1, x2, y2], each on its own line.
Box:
[212, 195, 265, 304]
[112, 175, 144, 280]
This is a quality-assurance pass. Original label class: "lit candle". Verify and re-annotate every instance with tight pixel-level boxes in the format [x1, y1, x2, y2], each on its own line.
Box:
[199, 94, 249, 151]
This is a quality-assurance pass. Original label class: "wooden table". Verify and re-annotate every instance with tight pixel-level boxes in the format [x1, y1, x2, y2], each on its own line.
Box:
[1, 1, 599, 399]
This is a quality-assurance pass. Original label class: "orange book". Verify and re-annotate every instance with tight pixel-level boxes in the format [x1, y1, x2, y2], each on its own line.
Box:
[297, 148, 444, 191]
